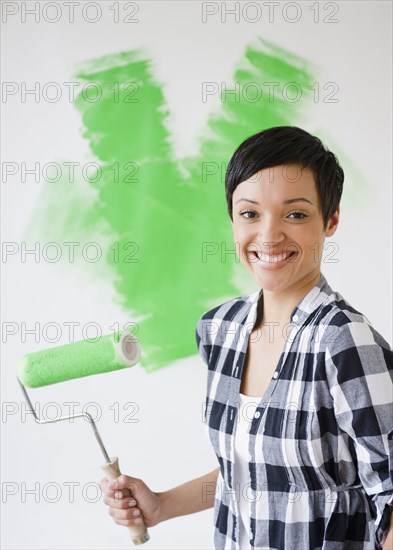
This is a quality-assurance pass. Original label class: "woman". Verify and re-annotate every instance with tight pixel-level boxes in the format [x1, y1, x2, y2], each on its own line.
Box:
[101, 127, 393, 549]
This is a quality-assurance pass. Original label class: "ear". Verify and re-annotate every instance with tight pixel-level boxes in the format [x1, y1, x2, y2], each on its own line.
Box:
[325, 206, 340, 237]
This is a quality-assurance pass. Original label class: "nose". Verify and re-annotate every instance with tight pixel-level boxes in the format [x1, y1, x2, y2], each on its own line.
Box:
[256, 216, 285, 248]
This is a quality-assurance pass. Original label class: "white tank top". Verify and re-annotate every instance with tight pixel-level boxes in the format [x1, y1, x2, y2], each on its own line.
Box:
[233, 392, 261, 549]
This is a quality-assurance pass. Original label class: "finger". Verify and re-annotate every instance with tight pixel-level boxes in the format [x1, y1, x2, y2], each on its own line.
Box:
[100, 478, 120, 496]
[113, 517, 143, 527]
[103, 496, 137, 509]
[102, 483, 130, 501]
[100, 478, 115, 495]
[115, 475, 142, 497]
[103, 476, 136, 495]
[108, 507, 141, 521]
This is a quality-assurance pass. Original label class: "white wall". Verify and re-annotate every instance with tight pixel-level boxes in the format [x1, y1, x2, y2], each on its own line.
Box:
[2, 1, 392, 549]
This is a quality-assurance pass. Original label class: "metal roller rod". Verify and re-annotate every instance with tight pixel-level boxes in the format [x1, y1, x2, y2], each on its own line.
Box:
[17, 379, 111, 463]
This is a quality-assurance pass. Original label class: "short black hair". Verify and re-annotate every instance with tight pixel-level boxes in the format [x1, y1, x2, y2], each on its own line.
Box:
[225, 126, 344, 229]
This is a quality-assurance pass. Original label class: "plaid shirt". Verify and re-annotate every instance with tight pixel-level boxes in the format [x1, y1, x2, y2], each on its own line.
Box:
[195, 273, 393, 549]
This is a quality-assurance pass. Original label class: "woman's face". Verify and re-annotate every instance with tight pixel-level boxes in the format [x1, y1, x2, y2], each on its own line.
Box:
[231, 164, 340, 294]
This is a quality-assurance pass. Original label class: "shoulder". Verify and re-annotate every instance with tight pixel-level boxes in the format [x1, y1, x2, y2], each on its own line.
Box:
[195, 289, 259, 346]
[319, 290, 392, 353]
[317, 291, 392, 384]
[198, 290, 259, 323]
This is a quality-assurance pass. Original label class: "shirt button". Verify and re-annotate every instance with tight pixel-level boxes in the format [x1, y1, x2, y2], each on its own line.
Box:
[254, 411, 261, 419]
[273, 371, 278, 379]
[293, 314, 299, 322]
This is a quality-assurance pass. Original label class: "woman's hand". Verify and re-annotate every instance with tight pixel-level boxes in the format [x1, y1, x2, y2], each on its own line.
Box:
[100, 474, 162, 529]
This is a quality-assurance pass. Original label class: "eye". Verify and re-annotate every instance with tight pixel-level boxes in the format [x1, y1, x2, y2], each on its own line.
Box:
[287, 211, 308, 220]
[240, 210, 257, 219]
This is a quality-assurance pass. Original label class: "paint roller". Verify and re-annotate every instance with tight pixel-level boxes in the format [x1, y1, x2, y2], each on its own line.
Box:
[17, 331, 150, 545]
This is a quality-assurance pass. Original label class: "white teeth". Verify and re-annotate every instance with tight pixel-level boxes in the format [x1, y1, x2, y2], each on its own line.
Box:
[252, 251, 292, 263]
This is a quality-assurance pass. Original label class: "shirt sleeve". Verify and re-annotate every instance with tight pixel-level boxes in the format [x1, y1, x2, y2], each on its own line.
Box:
[195, 315, 209, 366]
[324, 320, 393, 548]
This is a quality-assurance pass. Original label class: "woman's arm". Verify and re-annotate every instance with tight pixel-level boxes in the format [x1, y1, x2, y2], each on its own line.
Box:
[157, 466, 220, 522]
[101, 466, 221, 530]
[324, 321, 393, 548]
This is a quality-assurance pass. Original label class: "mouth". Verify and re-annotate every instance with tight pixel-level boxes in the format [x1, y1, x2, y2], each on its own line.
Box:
[247, 249, 298, 265]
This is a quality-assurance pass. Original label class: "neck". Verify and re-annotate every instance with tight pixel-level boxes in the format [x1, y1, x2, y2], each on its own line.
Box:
[258, 271, 322, 327]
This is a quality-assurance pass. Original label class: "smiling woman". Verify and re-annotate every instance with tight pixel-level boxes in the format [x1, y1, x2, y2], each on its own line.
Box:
[195, 127, 393, 549]
[100, 127, 393, 550]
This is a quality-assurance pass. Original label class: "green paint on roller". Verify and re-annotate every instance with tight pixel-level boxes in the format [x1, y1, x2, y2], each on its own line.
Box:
[25, 39, 357, 371]
[18, 332, 140, 388]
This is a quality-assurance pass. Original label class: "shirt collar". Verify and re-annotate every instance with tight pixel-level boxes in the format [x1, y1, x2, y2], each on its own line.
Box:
[248, 272, 334, 326]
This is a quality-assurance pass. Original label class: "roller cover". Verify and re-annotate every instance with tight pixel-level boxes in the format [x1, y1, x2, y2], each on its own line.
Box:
[17, 332, 141, 388]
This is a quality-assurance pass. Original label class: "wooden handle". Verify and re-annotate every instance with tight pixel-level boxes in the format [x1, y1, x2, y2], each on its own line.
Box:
[101, 457, 150, 545]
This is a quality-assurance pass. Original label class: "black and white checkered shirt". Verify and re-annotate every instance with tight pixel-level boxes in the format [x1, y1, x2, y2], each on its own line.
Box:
[195, 273, 393, 549]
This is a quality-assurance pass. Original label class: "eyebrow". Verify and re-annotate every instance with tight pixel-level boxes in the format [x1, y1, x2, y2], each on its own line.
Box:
[235, 197, 314, 205]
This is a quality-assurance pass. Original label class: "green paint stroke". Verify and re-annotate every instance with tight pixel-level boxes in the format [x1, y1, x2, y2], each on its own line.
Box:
[26, 39, 348, 371]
